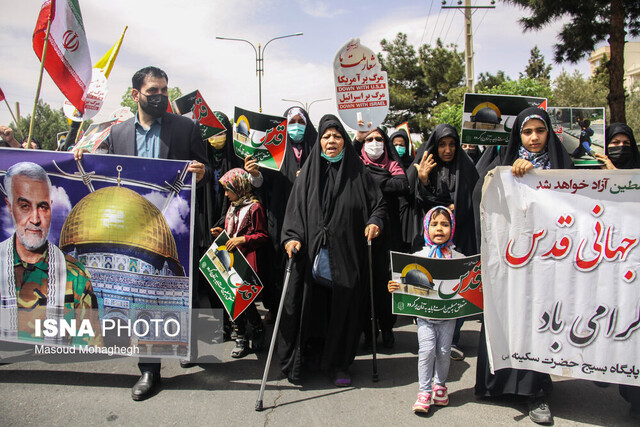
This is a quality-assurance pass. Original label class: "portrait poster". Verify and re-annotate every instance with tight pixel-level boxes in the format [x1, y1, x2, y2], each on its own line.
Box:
[333, 38, 389, 131]
[199, 231, 264, 321]
[0, 148, 194, 359]
[548, 106, 606, 167]
[461, 93, 547, 146]
[390, 252, 482, 320]
[233, 107, 287, 171]
[481, 166, 640, 386]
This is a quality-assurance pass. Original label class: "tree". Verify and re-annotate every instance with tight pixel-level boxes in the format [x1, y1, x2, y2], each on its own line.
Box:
[550, 70, 608, 110]
[10, 100, 68, 150]
[120, 86, 183, 115]
[520, 46, 552, 81]
[625, 84, 640, 140]
[379, 34, 464, 139]
[504, 0, 640, 123]
[476, 71, 511, 92]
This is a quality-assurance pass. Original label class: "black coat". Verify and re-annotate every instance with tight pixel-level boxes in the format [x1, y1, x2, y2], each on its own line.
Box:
[277, 114, 386, 378]
[406, 124, 479, 255]
[474, 107, 573, 398]
[605, 122, 640, 169]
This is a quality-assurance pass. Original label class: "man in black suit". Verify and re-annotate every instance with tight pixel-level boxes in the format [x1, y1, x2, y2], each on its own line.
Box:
[75, 66, 211, 401]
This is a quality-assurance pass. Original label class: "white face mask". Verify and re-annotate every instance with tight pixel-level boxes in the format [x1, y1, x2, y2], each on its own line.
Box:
[364, 141, 384, 160]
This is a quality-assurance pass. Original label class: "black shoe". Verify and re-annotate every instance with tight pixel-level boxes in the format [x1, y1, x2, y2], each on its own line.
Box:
[528, 396, 552, 424]
[131, 372, 160, 401]
[450, 345, 465, 361]
[180, 360, 195, 368]
[231, 338, 249, 358]
[381, 330, 395, 348]
[250, 327, 266, 351]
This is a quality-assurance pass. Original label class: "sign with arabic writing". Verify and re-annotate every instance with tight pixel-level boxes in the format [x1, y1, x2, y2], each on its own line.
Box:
[199, 231, 264, 321]
[481, 167, 640, 386]
[333, 38, 389, 131]
[233, 107, 287, 171]
[461, 93, 547, 146]
[390, 252, 482, 320]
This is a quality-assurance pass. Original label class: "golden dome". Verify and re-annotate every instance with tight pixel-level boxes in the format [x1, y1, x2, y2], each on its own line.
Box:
[59, 186, 179, 261]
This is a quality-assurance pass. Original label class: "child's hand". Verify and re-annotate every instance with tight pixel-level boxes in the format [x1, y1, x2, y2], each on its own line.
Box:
[511, 158, 534, 177]
[388, 280, 400, 293]
[225, 236, 245, 252]
[210, 227, 223, 238]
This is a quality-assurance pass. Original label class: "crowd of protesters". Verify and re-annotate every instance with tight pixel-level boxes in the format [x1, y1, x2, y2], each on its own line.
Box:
[1, 66, 639, 423]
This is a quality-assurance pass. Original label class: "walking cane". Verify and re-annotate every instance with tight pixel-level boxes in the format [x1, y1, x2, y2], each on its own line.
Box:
[255, 247, 297, 411]
[368, 239, 379, 382]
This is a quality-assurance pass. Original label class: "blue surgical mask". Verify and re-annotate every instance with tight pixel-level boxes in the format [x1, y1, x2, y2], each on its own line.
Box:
[287, 123, 306, 142]
[395, 146, 406, 157]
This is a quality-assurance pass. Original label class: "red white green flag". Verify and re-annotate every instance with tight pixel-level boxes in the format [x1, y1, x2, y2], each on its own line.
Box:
[192, 91, 226, 140]
[0, 87, 5, 102]
[233, 107, 287, 171]
[199, 231, 264, 321]
[33, 0, 92, 113]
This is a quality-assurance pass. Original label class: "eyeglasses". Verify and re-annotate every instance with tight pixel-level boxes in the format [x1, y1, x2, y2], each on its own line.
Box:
[365, 136, 383, 142]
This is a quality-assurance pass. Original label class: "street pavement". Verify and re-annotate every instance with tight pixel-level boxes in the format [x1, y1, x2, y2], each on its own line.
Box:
[0, 315, 637, 426]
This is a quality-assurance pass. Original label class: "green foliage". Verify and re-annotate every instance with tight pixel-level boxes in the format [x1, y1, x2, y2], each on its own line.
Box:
[379, 33, 464, 140]
[476, 71, 511, 92]
[120, 86, 184, 115]
[504, 0, 640, 122]
[479, 77, 552, 99]
[550, 70, 608, 109]
[520, 46, 552, 82]
[10, 100, 69, 150]
[626, 84, 640, 139]
[432, 103, 463, 136]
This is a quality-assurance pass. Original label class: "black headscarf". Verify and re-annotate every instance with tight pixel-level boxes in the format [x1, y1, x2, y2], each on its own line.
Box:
[388, 129, 414, 170]
[605, 122, 640, 169]
[407, 124, 479, 255]
[278, 114, 386, 378]
[498, 107, 574, 169]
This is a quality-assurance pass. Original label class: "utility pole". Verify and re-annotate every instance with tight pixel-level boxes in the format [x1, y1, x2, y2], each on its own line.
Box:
[442, 0, 495, 92]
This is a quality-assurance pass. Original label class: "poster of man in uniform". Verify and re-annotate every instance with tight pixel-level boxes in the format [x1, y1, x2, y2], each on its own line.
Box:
[390, 252, 483, 320]
[461, 93, 547, 146]
[0, 149, 194, 360]
[481, 166, 640, 386]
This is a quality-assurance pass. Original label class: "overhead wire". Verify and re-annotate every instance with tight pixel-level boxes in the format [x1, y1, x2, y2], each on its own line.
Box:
[420, 0, 435, 46]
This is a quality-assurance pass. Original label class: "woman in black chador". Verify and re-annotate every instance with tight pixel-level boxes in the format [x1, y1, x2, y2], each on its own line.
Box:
[406, 124, 479, 256]
[474, 107, 573, 425]
[257, 107, 317, 320]
[277, 114, 386, 387]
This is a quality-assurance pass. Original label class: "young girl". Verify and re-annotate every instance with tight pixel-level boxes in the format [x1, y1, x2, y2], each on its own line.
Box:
[211, 168, 269, 358]
[388, 206, 461, 413]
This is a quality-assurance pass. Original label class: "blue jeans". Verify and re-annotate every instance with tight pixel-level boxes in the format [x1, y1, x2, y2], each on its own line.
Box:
[417, 318, 455, 393]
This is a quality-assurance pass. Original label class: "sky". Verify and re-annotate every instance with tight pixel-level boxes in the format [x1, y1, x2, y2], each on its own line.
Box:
[0, 0, 620, 132]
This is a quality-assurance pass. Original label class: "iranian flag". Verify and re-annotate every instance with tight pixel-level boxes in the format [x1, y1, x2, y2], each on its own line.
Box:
[33, 0, 92, 113]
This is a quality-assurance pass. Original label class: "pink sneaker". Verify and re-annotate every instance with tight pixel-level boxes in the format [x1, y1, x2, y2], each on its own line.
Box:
[433, 384, 449, 406]
[413, 392, 431, 413]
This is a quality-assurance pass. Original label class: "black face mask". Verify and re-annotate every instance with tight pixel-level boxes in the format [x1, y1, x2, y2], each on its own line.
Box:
[608, 145, 632, 168]
[139, 93, 168, 119]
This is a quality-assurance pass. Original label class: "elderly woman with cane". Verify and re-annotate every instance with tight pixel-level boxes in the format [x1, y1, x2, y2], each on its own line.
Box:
[277, 114, 386, 387]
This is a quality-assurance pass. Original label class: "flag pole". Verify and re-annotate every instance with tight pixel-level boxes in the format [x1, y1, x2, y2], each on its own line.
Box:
[27, 16, 53, 150]
[3, 99, 24, 141]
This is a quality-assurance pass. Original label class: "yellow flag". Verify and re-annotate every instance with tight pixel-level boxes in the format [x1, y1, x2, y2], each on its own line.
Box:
[94, 26, 127, 78]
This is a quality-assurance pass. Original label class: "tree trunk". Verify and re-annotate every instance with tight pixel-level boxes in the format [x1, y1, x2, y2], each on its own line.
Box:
[607, 0, 626, 123]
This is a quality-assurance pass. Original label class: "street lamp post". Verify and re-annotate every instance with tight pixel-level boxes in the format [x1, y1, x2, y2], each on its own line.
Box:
[216, 33, 303, 112]
[281, 98, 332, 116]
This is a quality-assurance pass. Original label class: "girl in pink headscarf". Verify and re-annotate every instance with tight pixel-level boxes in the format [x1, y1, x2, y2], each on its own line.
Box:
[211, 168, 268, 358]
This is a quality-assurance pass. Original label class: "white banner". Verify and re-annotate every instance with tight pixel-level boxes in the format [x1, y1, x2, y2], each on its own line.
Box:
[481, 166, 640, 386]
